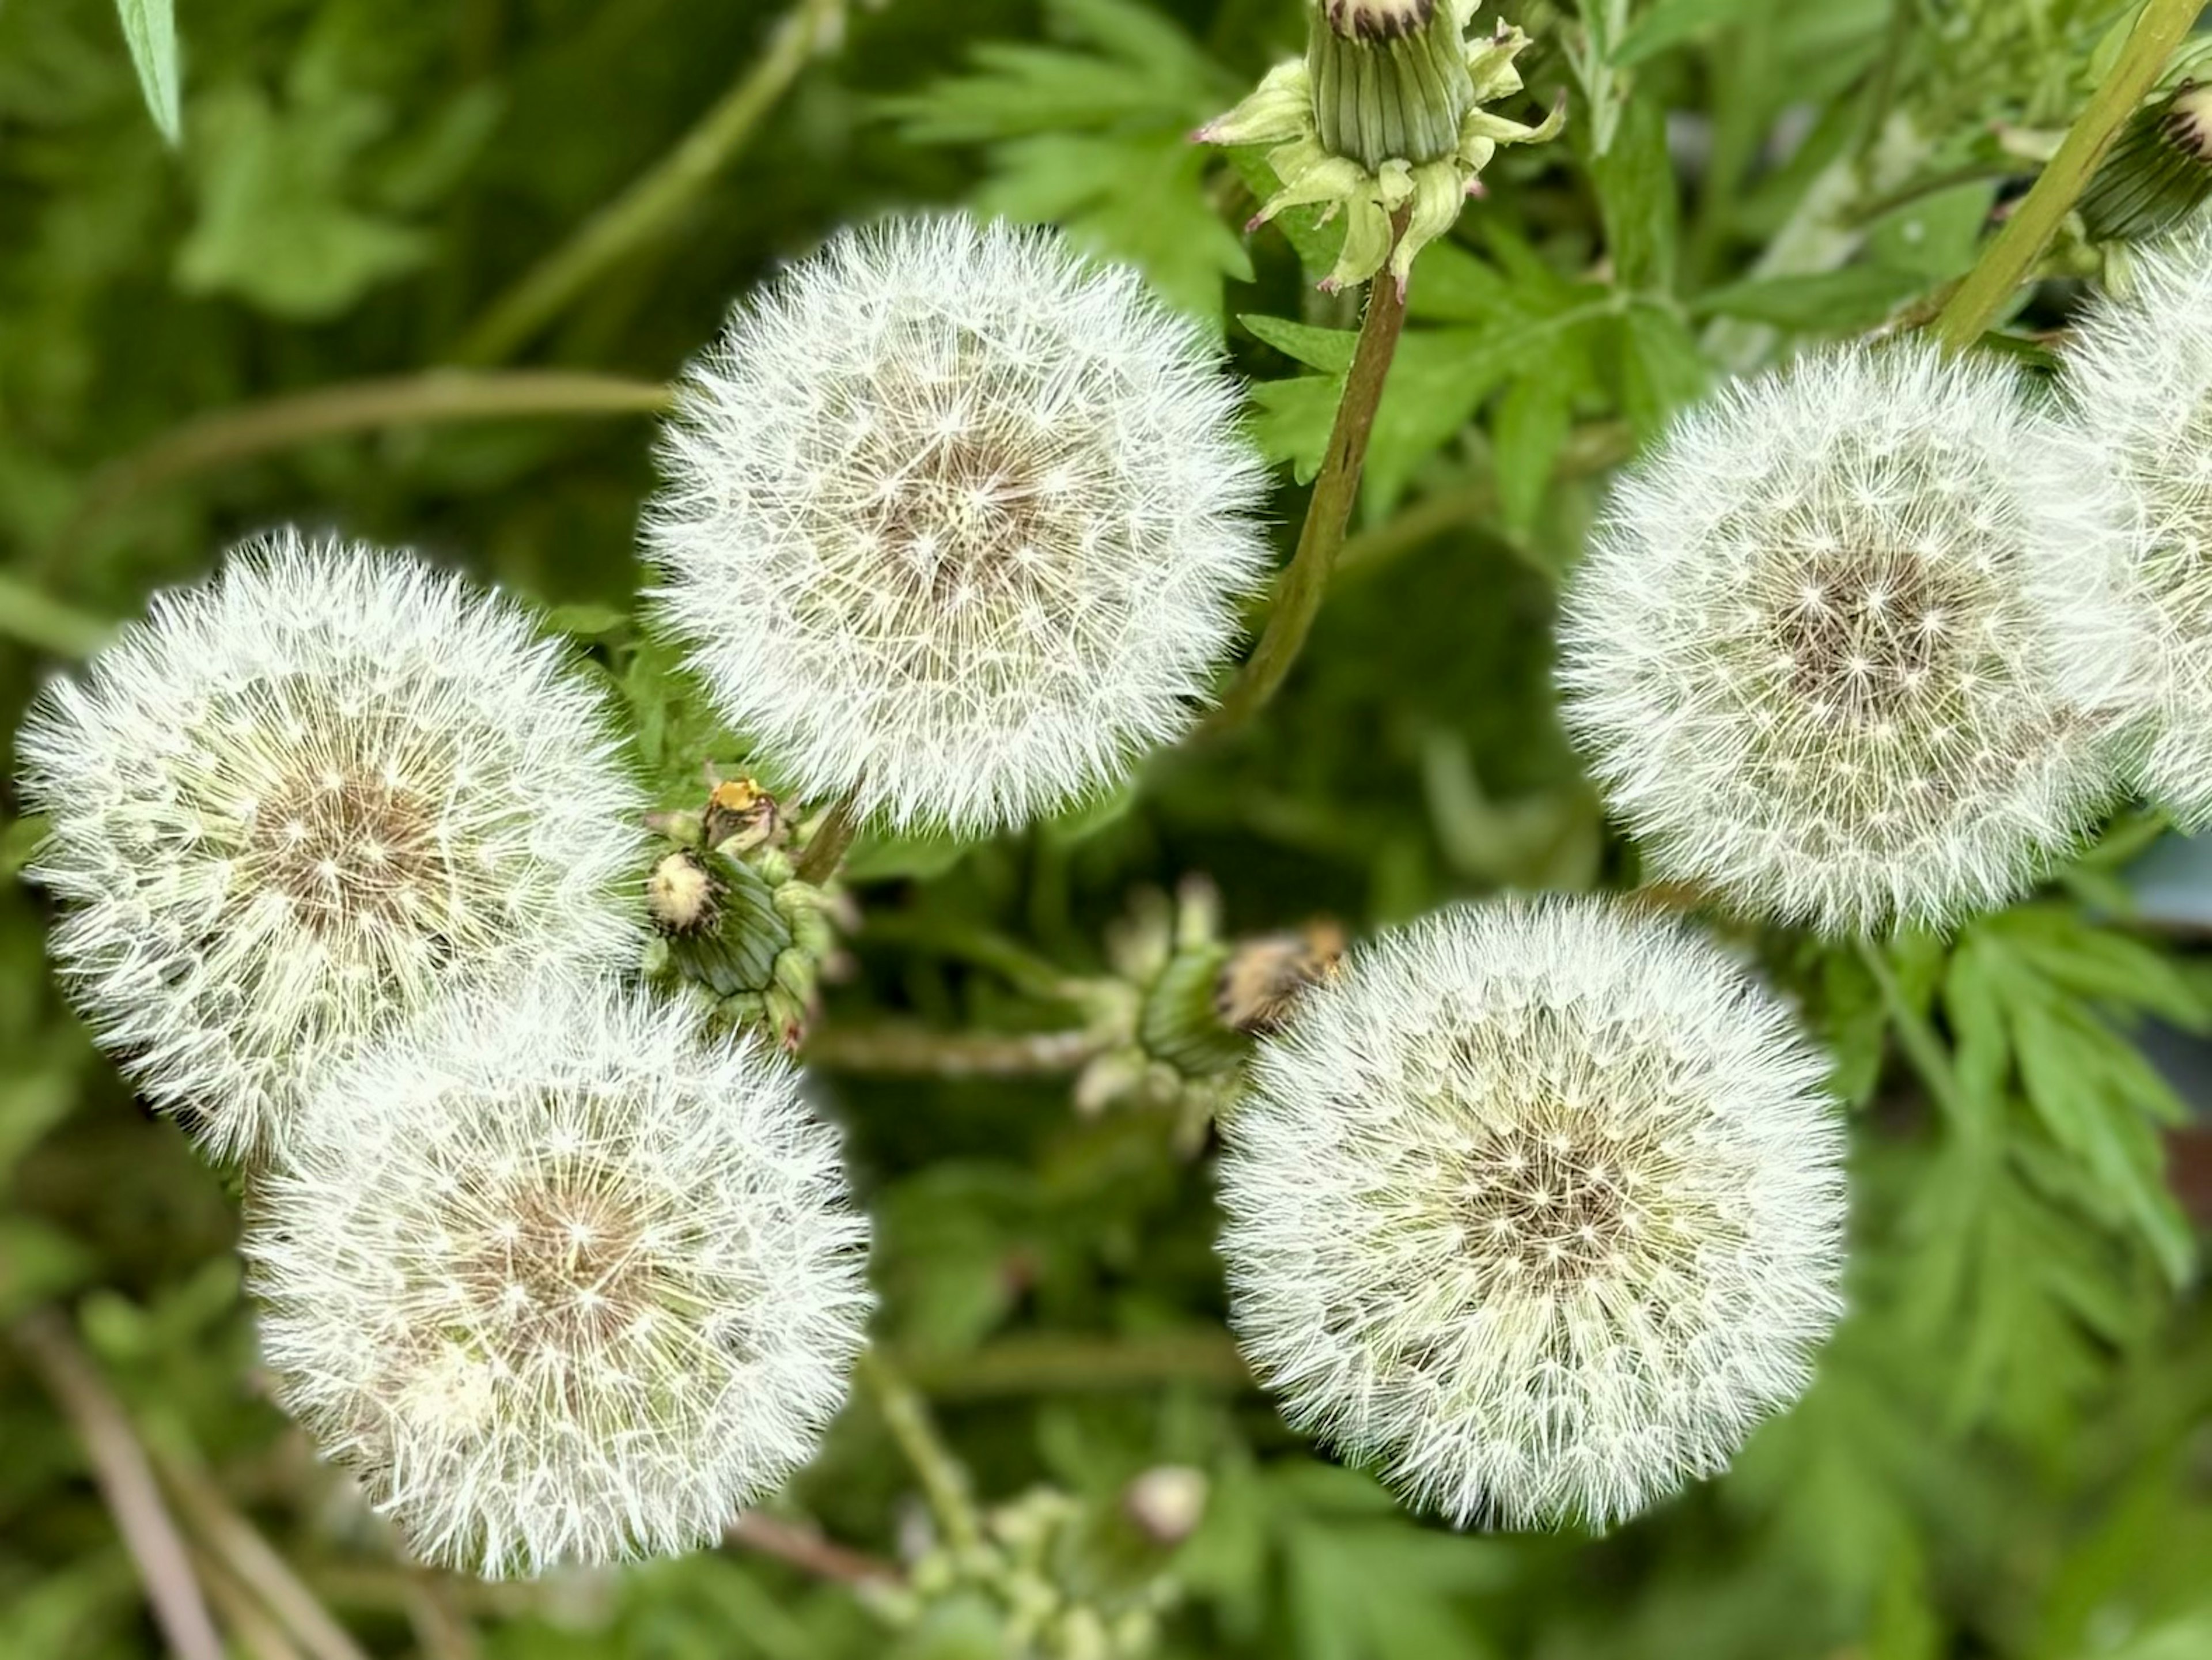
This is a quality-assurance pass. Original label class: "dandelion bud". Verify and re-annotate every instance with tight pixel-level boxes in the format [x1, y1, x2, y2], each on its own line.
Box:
[646, 849, 721, 936]
[244, 980, 871, 1577]
[2079, 81, 2212, 244]
[2044, 215, 2212, 826]
[1198, 2, 1563, 292]
[14, 533, 643, 1161]
[1558, 342, 2109, 936]
[645, 214, 1270, 838]
[1216, 897, 1846, 1530]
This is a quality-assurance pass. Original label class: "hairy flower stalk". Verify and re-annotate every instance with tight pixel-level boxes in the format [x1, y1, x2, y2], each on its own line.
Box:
[1216, 897, 1846, 1530]
[1198, 1, 1563, 292]
[14, 533, 643, 1161]
[245, 980, 871, 1578]
[2044, 215, 2212, 826]
[645, 213, 1270, 838]
[1558, 342, 2111, 936]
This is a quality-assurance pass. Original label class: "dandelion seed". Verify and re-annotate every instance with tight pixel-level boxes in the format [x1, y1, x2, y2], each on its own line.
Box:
[642, 213, 1271, 837]
[14, 532, 643, 1160]
[1215, 897, 1846, 1530]
[2044, 215, 2212, 827]
[1558, 342, 2109, 935]
[244, 979, 872, 1578]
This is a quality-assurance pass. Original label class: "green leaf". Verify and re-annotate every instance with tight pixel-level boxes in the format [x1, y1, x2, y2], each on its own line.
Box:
[1614, 0, 1767, 67]
[1693, 265, 1933, 331]
[1489, 370, 1574, 536]
[177, 82, 435, 319]
[1240, 314, 1359, 375]
[1589, 96, 1680, 292]
[1247, 370, 1344, 483]
[1613, 302, 1710, 440]
[841, 830, 976, 885]
[113, 0, 183, 146]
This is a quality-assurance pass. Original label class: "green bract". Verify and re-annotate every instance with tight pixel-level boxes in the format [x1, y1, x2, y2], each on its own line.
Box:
[1197, 1, 1563, 292]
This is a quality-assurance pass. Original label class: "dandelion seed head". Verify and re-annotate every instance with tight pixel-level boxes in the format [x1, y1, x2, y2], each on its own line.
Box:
[1216, 897, 1846, 1530]
[2045, 215, 2212, 825]
[13, 532, 644, 1161]
[1558, 342, 2109, 934]
[643, 213, 1271, 836]
[245, 980, 872, 1578]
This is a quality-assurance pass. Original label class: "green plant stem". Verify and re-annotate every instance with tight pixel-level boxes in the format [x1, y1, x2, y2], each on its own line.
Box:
[1930, 0, 2200, 350]
[897, 1330, 1249, 1400]
[1205, 239, 1412, 736]
[805, 1021, 1108, 1075]
[0, 574, 112, 657]
[453, 0, 845, 364]
[796, 796, 863, 885]
[1854, 937, 1968, 1126]
[10, 1311, 225, 1660]
[57, 370, 672, 555]
[859, 1348, 983, 1553]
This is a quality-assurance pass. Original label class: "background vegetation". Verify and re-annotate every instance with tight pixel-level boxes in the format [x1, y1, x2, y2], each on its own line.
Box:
[3, 1, 2210, 1656]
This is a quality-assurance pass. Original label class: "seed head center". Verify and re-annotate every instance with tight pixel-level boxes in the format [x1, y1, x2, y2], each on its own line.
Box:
[249, 769, 446, 933]
[1457, 1125, 1637, 1290]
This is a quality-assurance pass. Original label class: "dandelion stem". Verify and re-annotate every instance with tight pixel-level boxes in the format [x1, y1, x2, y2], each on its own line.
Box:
[859, 1348, 983, 1553]
[195, 1550, 307, 1660]
[56, 370, 672, 554]
[1930, 0, 2200, 350]
[9, 1310, 225, 1660]
[0, 574, 112, 657]
[726, 1512, 904, 1585]
[453, 0, 847, 364]
[151, 1447, 372, 1660]
[796, 796, 864, 884]
[1206, 222, 1412, 736]
[805, 1020, 1107, 1075]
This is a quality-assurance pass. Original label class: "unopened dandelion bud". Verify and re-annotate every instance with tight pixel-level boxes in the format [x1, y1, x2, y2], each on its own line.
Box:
[2080, 80, 2212, 244]
[1123, 1465, 1209, 1545]
[647, 849, 721, 936]
[646, 214, 1270, 837]
[15, 532, 643, 1162]
[245, 980, 870, 1578]
[2043, 214, 2212, 826]
[1199, 2, 1563, 292]
[1558, 341, 2110, 935]
[1217, 897, 1846, 1530]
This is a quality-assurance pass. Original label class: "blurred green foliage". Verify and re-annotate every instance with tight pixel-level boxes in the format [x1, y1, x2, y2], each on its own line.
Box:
[3, 1, 2209, 1657]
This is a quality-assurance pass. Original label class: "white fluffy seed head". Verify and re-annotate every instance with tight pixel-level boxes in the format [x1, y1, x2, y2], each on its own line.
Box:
[2045, 216, 2212, 826]
[643, 213, 1272, 837]
[1558, 342, 2112, 936]
[244, 978, 872, 1578]
[1216, 896, 1846, 1531]
[13, 532, 645, 1163]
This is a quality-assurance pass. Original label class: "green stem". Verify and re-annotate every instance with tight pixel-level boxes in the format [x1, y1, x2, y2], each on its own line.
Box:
[804, 1022, 1108, 1075]
[1204, 237, 1412, 736]
[858, 1348, 982, 1553]
[56, 371, 671, 556]
[795, 796, 863, 886]
[1930, 0, 2200, 350]
[0, 574, 112, 657]
[453, 0, 844, 364]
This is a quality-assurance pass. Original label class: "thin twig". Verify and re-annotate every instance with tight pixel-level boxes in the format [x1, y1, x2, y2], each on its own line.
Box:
[152, 1447, 372, 1660]
[10, 1310, 225, 1660]
[804, 1021, 1106, 1075]
[1205, 224, 1412, 736]
[401, 1575, 482, 1660]
[56, 370, 672, 555]
[859, 1348, 982, 1553]
[796, 796, 865, 886]
[454, 0, 848, 364]
[726, 1512, 904, 1585]
[1930, 0, 2200, 349]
